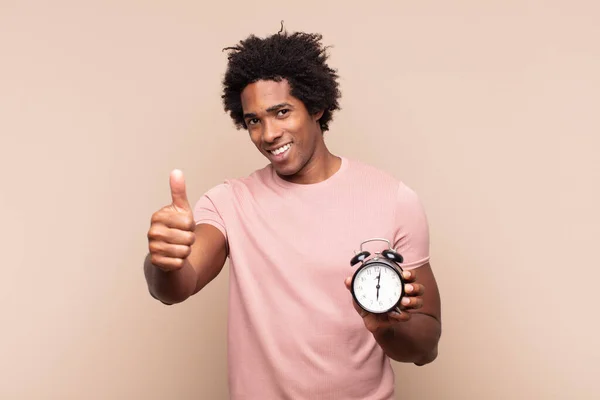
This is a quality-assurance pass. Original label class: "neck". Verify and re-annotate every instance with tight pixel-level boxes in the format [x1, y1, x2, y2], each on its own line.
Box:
[285, 141, 342, 185]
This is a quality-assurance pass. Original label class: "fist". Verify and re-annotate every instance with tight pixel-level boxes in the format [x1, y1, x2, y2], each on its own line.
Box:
[147, 169, 196, 271]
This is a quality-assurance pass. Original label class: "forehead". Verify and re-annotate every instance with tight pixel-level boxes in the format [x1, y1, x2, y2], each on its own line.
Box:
[240, 79, 298, 112]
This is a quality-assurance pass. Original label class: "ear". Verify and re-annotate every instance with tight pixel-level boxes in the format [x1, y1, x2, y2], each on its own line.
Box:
[313, 109, 325, 121]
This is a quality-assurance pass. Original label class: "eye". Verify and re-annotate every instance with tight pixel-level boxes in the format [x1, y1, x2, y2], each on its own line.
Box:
[277, 109, 290, 117]
[247, 118, 259, 126]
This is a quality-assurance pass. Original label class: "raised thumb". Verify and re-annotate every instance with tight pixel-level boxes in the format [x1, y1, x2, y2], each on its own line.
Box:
[169, 169, 190, 211]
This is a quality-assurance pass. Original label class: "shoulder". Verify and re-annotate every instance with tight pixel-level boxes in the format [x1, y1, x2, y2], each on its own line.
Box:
[199, 163, 273, 199]
[346, 157, 396, 179]
[344, 157, 408, 191]
[344, 157, 425, 206]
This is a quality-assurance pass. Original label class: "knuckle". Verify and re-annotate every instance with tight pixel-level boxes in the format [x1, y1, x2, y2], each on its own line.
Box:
[183, 215, 195, 231]
[148, 241, 159, 253]
[147, 226, 160, 240]
[150, 241, 169, 257]
[150, 211, 164, 224]
[172, 258, 185, 269]
[150, 254, 162, 266]
[185, 232, 196, 245]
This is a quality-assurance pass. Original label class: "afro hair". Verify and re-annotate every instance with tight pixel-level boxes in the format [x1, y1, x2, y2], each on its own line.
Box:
[221, 25, 341, 132]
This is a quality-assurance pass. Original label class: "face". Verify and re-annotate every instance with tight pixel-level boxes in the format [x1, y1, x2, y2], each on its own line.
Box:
[240, 79, 324, 182]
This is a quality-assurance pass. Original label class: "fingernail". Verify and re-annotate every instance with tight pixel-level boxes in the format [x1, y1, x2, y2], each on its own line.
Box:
[405, 284, 413, 293]
[401, 297, 410, 306]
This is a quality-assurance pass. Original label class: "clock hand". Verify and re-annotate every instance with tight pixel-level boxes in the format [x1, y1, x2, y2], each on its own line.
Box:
[376, 271, 381, 300]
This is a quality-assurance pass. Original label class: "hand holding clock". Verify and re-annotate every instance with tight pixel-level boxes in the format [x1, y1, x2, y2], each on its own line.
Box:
[344, 269, 425, 334]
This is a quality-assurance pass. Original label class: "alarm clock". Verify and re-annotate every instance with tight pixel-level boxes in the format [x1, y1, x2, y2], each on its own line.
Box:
[350, 238, 405, 315]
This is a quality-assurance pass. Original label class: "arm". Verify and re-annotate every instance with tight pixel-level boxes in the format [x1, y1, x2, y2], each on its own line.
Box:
[373, 262, 442, 365]
[144, 223, 228, 305]
[374, 182, 441, 365]
[144, 169, 228, 305]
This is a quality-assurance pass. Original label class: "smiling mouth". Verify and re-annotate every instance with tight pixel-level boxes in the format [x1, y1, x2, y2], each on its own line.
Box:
[268, 143, 291, 156]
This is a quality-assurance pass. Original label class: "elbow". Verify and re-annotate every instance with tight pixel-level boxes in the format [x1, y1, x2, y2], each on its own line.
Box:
[415, 319, 442, 366]
[414, 328, 441, 366]
[148, 288, 186, 306]
[414, 344, 439, 366]
[412, 325, 442, 366]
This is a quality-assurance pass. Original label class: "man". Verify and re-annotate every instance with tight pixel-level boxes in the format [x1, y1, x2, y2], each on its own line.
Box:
[144, 29, 442, 399]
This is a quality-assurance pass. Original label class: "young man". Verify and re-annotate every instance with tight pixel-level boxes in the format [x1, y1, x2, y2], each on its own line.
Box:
[144, 29, 442, 399]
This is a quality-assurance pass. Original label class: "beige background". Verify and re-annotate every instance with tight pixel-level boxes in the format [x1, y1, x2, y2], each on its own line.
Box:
[1, 1, 599, 399]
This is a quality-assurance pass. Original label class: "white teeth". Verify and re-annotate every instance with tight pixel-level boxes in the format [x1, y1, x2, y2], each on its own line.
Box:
[270, 143, 291, 155]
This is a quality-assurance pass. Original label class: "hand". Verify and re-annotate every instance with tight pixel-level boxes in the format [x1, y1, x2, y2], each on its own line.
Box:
[147, 170, 196, 272]
[344, 270, 425, 334]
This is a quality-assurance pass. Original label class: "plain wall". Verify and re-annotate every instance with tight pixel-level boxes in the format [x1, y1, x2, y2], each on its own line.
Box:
[1, 1, 598, 399]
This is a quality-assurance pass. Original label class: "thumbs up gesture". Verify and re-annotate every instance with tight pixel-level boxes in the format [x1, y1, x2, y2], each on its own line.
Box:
[147, 170, 196, 271]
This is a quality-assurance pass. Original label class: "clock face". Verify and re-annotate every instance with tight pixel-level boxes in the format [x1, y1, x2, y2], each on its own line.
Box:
[352, 261, 404, 314]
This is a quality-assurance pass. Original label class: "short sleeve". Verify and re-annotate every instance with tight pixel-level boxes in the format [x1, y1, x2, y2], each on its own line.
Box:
[393, 183, 431, 270]
[193, 183, 230, 243]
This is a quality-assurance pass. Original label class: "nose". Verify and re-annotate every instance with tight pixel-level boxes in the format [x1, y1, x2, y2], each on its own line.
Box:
[261, 119, 283, 144]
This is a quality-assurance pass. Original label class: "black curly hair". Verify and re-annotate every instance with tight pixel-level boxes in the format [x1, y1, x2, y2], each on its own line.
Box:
[221, 24, 341, 133]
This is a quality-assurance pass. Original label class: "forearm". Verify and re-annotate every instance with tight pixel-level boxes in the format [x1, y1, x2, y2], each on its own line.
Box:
[374, 313, 441, 365]
[143, 253, 197, 305]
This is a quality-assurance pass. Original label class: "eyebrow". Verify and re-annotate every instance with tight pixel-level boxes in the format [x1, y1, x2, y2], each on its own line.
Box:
[243, 103, 293, 119]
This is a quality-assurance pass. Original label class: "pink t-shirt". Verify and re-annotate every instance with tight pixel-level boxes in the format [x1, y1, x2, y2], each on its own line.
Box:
[193, 156, 430, 399]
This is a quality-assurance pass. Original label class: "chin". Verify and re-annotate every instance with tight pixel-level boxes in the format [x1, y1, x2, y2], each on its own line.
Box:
[272, 164, 299, 177]
[272, 157, 303, 177]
